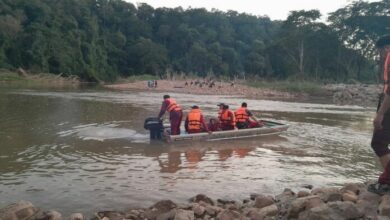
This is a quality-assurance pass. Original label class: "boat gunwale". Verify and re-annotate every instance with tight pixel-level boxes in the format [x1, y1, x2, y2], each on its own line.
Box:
[164, 120, 289, 142]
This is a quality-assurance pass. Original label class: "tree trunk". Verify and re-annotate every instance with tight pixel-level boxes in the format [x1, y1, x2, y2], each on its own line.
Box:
[299, 40, 304, 75]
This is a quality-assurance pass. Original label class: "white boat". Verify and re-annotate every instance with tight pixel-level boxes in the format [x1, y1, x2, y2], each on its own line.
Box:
[163, 120, 289, 143]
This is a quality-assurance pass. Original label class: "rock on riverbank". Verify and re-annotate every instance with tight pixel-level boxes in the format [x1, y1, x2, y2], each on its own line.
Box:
[325, 84, 382, 106]
[1, 183, 390, 220]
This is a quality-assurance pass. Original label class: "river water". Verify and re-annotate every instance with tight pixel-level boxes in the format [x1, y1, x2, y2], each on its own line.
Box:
[0, 85, 380, 216]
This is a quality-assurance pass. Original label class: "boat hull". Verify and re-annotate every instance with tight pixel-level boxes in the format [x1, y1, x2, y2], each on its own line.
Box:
[164, 120, 288, 142]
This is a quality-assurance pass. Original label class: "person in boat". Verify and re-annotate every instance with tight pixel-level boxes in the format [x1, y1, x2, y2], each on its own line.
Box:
[219, 104, 237, 131]
[235, 102, 262, 129]
[217, 103, 224, 118]
[207, 103, 224, 132]
[208, 118, 221, 132]
[367, 35, 390, 194]
[184, 105, 211, 134]
[158, 94, 183, 135]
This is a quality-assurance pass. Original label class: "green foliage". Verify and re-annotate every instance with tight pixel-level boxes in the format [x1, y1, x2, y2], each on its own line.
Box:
[0, 71, 25, 81]
[328, 0, 390, 59]
[126, 74, 156, 82]
[0, 0, 385, 82]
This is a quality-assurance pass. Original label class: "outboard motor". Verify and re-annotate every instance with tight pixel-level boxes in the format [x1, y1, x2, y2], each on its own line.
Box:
[144, 117, 163, 140]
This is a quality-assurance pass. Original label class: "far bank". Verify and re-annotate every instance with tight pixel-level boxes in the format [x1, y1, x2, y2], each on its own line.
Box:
[0, 70, 382, 107]
[105, 79, 382, 107]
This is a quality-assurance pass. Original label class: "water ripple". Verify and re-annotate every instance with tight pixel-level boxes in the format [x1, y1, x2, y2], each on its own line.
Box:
[58, 123, 149, 142]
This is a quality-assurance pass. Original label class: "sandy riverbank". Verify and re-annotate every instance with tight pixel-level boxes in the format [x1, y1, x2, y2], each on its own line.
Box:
[104, 80, 300, 100]
[2, 70, 383, 106]
[105, 80, 383, 106]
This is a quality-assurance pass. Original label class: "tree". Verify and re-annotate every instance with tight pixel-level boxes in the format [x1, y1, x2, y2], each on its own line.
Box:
[0, 0, 379, 82]
[128, 38, 168, 77]
[328, 0, 390, 59]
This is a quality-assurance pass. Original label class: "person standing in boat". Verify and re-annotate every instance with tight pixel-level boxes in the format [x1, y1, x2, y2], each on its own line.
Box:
[235, 102, 260, 129]
[219, 104, 237, 130]
[368, 35, 390, 194]
[158, 94, 183, 135]
[184, 105, 211, 134]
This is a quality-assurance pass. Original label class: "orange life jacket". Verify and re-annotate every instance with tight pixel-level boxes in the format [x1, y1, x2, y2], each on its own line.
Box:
[220, 110, 235, 126]
[187, 108, 202, 130]
[235, 107, 249, 123]
[166, 98, 181, 112]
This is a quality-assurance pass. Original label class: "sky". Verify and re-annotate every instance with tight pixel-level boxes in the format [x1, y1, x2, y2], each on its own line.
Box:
[125, 0, 377, 20]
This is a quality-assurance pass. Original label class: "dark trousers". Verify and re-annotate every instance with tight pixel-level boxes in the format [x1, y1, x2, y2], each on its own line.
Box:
[170, 110, 183, 135]
[221, 124, 234, 131]
[187, 129, 202, 134]
[237, 122, 249, 129]
[371, 110, 390, 157]
[371, 109, 390, 184]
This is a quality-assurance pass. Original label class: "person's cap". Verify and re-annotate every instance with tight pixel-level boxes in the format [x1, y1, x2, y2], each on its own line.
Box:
[376, 35, 390, 48]
[217, 103, 225, 107]
[223, 105, 229, 109]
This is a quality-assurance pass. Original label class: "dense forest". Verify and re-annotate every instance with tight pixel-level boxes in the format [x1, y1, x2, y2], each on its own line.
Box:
[0, 0, 388, 82]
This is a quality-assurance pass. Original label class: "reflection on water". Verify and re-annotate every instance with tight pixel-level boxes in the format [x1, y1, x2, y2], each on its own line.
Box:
[0, 87, 379, 216]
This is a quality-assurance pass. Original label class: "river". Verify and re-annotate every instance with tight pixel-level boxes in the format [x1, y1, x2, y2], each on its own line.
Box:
[0, 85, 380, 216]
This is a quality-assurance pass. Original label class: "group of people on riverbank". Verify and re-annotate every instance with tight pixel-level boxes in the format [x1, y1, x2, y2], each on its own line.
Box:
[147, 80, 158, 88]
[184, 79, 236, 89]
[157, 95, 262, 135]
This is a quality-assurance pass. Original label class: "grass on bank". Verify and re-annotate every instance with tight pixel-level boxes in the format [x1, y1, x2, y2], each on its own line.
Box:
[122, 74, 157, 82]
[119, 74, 326, 95]
[0, 71, 26, 81]
[0, 70, 80, 87]
[247, 80, 325, 94]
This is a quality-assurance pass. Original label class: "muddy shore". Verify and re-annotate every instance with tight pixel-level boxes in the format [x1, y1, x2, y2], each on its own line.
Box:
[105, 80, 301, 100]
[105, 80, 382, 107]
[2, 182, 389, 220]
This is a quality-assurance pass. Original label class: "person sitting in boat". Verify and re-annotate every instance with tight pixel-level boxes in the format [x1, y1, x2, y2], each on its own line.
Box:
[217, 103, 224, 118]
[158, 94, 183, 135]
[206, 103, 224, 132]
[208, 118, 221, 132]
[235, 102, 261, 129]
[185, 105, 211, 134]
[219, 104, 237, 130]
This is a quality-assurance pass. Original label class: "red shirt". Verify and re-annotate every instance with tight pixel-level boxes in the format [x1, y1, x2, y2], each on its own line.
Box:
[384, 53, 390, 95]
[158, 99, 181, 118]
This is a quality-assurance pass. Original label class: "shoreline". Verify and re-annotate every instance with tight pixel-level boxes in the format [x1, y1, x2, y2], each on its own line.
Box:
[104, 80, 305, 101]
[2, 182, 388, 219]
[0, 69, 80, 86]
[105, 80, 382, 107]
[1, 68, 382, 107]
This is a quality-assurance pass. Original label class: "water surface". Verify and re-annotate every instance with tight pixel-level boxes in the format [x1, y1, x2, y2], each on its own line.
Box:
[0, 86, 378, 215]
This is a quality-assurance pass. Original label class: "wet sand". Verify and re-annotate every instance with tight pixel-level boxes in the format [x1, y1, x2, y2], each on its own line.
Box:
[104, 80, 301, 100]
[105, 80, 384, 106]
